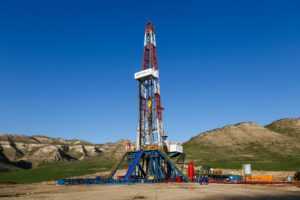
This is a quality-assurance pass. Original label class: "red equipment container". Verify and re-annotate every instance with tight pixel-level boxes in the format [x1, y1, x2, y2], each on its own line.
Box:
[187, 161, 195, 181]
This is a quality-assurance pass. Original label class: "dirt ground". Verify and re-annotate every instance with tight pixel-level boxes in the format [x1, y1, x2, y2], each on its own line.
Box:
[0, 183, 300, 200]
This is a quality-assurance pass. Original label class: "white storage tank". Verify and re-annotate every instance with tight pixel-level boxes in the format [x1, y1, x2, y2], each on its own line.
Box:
[168, 142, 183, 153]
[243, 164, 252, 175]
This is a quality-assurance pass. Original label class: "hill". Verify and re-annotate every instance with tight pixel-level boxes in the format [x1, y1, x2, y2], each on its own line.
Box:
[0, 134, 130, 183]
[1, 117, 300, 183]
[266, 118, 300, 138]
[0, 134, 128, 172]
[183, 119, 300, 171]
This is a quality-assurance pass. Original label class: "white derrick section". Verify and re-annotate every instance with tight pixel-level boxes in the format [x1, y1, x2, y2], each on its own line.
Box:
[134, 68, 159, 80]
[144, 31, 156, 47]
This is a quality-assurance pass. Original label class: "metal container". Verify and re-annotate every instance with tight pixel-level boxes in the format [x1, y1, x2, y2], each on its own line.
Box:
[228, 175, 242, 183]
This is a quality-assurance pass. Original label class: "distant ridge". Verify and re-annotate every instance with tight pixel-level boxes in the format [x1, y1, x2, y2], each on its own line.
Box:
[183, 118, 300, 170]
[0, 134, 129, 171]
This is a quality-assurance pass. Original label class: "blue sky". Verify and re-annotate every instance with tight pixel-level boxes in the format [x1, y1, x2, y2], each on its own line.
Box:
[0, 0, 299, 143]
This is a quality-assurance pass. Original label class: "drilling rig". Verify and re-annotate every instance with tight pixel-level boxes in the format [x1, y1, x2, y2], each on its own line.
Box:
[56, 22, 188, 185]
[109, 22, 188, 183]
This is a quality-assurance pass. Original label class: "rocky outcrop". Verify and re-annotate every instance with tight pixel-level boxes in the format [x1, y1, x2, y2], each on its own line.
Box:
[0, 134, 130, 170]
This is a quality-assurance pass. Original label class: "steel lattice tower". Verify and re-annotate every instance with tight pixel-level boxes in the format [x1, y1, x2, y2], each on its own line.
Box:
[57, 22, 188, 184]
[108, 22, 188, 183]
[135, 22, 166, 150]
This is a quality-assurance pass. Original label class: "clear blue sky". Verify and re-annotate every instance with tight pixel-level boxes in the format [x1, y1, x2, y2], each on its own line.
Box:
[0, 0, 299, 143]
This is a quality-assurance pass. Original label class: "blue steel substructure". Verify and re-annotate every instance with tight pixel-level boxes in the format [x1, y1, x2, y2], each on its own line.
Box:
[57, 150, 188, 185]
[114, 150, 188, 182]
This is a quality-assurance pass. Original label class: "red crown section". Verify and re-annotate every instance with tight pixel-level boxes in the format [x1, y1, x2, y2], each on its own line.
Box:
[142, 22, 158, 70]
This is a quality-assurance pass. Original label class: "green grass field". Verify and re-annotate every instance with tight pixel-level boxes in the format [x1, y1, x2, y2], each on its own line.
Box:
[1, 150, 299, 184]
[195, 160, 300, 171]
[184, 142, 300, 171]
[0, 157, 114, 184]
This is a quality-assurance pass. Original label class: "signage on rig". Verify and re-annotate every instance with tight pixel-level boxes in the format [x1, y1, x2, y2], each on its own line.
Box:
[134, 68, 159, 80]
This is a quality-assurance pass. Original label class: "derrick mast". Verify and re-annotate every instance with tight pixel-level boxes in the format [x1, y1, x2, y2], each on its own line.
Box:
[57, 22, 188, 184]
[135, 22, 166, 150]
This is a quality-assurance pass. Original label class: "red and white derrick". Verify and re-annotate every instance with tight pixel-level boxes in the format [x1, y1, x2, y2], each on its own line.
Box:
[134, 22, 165, 150]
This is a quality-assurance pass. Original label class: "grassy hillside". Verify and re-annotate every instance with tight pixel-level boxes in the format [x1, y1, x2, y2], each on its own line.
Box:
[184, 121, 300, 171]
[0, 157, 114, 184]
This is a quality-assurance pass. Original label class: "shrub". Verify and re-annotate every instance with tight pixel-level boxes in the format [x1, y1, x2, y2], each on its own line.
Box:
[294, 171, 300, 181]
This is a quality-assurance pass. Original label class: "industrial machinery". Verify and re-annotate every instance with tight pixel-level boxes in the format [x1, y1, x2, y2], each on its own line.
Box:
[109, 22, 188, 183]
[57, 22, 188, 185]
